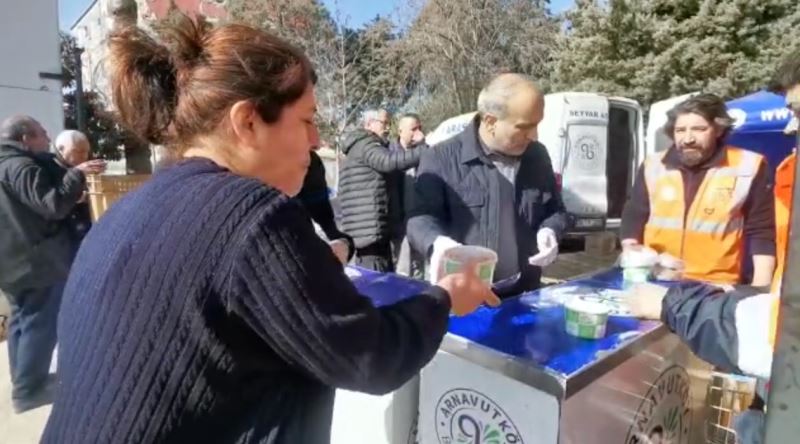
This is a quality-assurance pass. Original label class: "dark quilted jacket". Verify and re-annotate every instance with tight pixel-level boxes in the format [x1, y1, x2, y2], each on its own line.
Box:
[338, 129, 425, 248]
[0, 142, 85, 293]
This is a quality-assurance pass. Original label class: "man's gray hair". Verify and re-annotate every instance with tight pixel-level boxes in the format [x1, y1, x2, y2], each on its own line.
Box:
[477, 74, 537, 119]
[55, 130, 89, 153]
[0, 115, 39, 142]
[361, 109, 387, 126]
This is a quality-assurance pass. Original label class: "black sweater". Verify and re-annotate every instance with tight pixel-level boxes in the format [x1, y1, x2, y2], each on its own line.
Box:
[43, 157, 451, 443]
[297, 151, 353, 255]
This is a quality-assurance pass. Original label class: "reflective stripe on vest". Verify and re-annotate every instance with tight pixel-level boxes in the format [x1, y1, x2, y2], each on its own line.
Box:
[645, 216, 745, 235]
[642, 147, 764, 284]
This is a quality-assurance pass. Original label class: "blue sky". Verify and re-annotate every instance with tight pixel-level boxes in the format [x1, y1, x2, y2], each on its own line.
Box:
[60, 0, 576, 30]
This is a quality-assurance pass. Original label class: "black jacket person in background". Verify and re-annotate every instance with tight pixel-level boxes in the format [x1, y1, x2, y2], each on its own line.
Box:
[40, 130, 106, 251]
[297, 150, 354, 263]
[0, 116, 104, 413]
[388, 113, 428, 278]
[338, 109, 427, 272]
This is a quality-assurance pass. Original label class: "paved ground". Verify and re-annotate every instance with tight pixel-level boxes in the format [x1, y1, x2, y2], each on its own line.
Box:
[543, 239, 620, 283]
[0, 351, 52, 444]
[0, 239, 618, 443]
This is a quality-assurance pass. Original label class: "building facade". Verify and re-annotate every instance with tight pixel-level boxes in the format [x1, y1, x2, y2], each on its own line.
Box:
[70, 0, 228, 171]
[0, 0, 63, 137]
[71, 0, 228, 103]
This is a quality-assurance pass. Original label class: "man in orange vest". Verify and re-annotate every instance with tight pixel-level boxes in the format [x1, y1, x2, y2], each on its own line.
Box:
[628, 52, 800, 444]
[621, 94, 776, 286]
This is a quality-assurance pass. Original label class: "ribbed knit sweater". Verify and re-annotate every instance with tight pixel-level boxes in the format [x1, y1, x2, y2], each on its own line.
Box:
[42, 158, 451, 444]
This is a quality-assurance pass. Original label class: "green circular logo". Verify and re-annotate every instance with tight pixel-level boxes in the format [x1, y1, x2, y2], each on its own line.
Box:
[435, 388, 524, 444]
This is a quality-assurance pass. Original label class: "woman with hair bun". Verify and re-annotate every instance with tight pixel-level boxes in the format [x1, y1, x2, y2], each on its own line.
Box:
[42, 17, 498, 444]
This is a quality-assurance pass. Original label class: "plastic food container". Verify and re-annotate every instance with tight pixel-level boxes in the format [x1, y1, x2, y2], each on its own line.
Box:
[654, 253, 685, 281]
[620, 246, 659, 287]
[441, 245, 498, 286]
[564, 298, 610, 339]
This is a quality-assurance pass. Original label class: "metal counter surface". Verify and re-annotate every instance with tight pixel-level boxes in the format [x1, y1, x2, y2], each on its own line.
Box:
[447, 268, 662, 378]
[349, 265, 666, 397]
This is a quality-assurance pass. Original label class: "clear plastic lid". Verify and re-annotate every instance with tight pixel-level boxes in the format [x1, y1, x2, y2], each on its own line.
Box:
[620, 245, 659, 268]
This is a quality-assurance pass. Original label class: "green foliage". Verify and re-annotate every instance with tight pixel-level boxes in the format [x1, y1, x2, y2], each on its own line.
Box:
[60, 33, 133, 161]
[552, 0, 800, 107]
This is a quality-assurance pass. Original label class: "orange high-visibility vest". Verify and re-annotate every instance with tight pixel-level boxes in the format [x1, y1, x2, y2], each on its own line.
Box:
[770, 152, 795, 346]
[643, 147, 765, 284]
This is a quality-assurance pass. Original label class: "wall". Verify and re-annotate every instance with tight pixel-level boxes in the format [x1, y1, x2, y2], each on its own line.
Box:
[0, 0, 63, 138]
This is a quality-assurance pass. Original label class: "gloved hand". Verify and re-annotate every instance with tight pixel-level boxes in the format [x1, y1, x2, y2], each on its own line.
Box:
[429, 236, 462, 284]
[528, 228, 559, 267]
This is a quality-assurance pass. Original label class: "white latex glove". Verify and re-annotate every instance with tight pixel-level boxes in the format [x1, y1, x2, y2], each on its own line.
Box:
[329, 239, 350, 265]
[428, 236, 462, 284]
[528, 228, 559, 267]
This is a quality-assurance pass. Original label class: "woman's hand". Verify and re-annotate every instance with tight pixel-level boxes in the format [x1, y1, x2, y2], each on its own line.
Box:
[436, 261, 501, 316]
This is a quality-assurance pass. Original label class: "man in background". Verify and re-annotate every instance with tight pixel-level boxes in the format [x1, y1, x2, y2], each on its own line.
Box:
[0, 116, 104, 412]
[47, 130, 104, 251]
[338, 109, 427, 271]
[389, 113, 427, 278]
[297, 147, 353, 265]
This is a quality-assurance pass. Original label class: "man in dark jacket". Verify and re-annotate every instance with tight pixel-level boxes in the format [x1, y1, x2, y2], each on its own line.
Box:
[338, 109, 426, 272]
[0, 116, 103, 412]
[297, 149, 354, 264]
[408, 74, 568, 297]
[389, 113, 427, 278]
[46, 130, 104, 251]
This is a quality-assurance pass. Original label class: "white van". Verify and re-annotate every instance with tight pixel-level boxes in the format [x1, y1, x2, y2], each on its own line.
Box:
[426, 92, 645, 236]
[645, 93, 698, 156]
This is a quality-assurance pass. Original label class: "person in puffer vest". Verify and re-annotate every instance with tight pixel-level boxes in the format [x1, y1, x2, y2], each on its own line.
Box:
[338, 109, 427, 272]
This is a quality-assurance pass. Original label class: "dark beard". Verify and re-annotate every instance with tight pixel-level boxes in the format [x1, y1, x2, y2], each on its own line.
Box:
[678, 146, 711, 167]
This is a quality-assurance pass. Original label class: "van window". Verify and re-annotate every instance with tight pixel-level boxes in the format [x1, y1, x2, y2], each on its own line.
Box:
[607, 106, 636, 219]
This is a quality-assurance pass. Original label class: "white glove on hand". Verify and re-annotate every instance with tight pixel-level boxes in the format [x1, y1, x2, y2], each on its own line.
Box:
[528, 228, 559, 267]
[429, 236, 462, 284]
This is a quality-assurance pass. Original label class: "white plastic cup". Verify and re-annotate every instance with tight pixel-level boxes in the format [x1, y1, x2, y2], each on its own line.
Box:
[564, 298, 610, 339]
[440, 245, 498, 286]
[620, 245, 658, 288]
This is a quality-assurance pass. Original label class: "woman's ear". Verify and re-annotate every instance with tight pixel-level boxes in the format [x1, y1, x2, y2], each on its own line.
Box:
[229, 101, 259, 147]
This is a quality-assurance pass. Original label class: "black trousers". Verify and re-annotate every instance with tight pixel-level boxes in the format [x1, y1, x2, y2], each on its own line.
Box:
[355, 241, 394, 273]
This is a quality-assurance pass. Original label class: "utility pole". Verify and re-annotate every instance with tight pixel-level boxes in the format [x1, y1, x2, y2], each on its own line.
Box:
[74, 47, 86, 133]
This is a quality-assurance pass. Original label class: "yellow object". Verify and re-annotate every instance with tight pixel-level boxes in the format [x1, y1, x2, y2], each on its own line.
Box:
[642, 147, 765, 284]
[86, 174, 151, 221]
